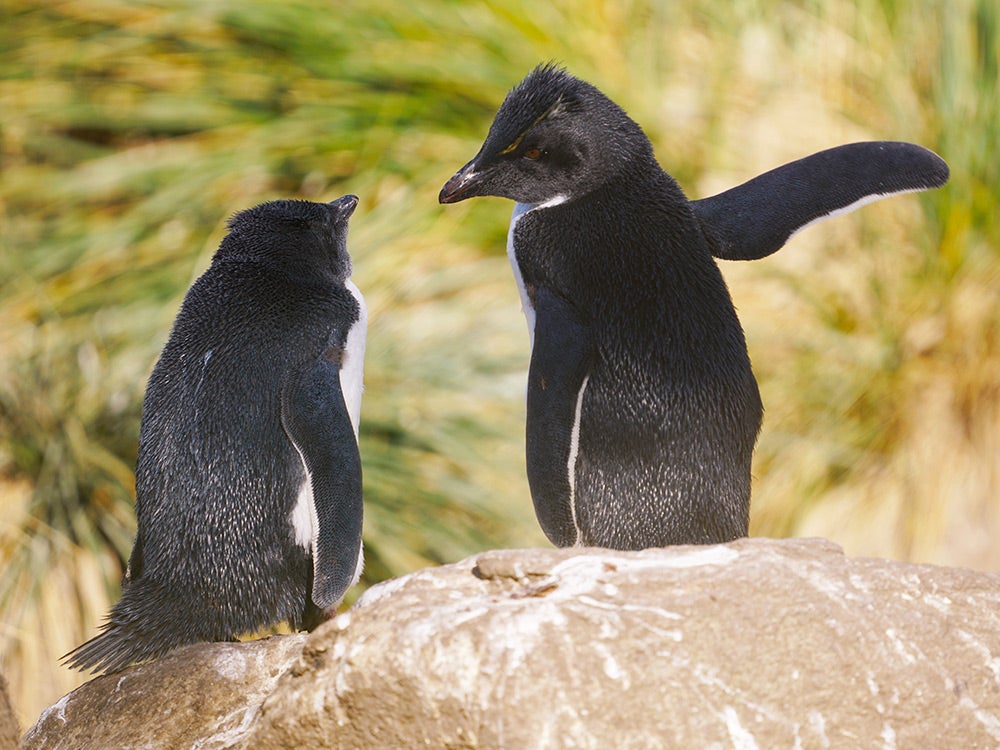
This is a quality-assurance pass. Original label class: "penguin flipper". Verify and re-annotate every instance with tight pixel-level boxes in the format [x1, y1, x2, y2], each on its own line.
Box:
[282, 357, 363, 610]
[692, 141, 950, 261]
[525, 286, 594, 547]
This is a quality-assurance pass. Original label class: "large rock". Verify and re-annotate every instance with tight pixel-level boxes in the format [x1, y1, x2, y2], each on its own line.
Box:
[23, 538, 1000, 749]
[21, 635, 306, 749]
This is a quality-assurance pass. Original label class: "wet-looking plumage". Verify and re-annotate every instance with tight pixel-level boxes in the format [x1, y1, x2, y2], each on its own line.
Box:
[64, 196, 368, 674]
[440, 64, 949, 550]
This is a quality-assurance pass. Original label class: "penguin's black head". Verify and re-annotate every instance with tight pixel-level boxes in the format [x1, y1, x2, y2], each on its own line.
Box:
[218, 195, 358, 279]
[439, 64, 651, 206]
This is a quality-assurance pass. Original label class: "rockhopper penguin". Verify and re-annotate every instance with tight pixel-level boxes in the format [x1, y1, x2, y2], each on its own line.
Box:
[65, 195, 368, 673]
[439, 64, 949, 550]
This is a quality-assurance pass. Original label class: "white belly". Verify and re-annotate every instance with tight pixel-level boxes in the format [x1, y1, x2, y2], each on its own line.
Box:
[339, 278, 367, 438]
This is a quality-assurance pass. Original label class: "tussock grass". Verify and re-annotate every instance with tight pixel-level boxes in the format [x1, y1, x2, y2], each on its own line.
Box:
[1, 0, 996, 726]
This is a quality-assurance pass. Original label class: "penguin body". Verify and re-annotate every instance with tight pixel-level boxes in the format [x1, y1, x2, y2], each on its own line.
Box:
[440, 64, 949, 550]
[65, 195, 367, 673]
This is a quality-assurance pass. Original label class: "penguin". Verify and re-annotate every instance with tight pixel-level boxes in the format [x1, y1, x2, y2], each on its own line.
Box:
[64, 195, 368, 674]
[439, 64, 949, 550]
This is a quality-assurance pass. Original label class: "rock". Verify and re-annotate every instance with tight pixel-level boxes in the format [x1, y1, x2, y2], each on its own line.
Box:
[22, 538, 1000, 749]
[20, 635, 306, 750]
[250, 538, 1000, 748]
[1, 675, 19, 750]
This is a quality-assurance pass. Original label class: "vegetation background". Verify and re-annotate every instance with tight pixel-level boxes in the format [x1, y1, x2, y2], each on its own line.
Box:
[2, 0, 997, 728]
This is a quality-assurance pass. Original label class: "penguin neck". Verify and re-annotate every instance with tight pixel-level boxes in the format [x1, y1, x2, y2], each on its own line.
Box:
[513, 193, 570, 219]
[507, 200, 563, 349]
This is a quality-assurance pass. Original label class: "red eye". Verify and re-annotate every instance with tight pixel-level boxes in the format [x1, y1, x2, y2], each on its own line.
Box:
[523, 147, 541, 160]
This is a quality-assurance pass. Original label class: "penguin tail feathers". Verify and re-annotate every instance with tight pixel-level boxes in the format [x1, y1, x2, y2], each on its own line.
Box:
[62, 620, 153, 675]
[62, 578, 203, 675]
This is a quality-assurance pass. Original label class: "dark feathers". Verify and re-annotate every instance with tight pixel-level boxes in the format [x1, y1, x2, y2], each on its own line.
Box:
[64, 196, 365, 674]
[694, 141, 950, 260]
[440, 65, 949, 550]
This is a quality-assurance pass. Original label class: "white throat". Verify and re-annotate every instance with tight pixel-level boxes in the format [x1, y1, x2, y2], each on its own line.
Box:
[506, 195, 568, 348]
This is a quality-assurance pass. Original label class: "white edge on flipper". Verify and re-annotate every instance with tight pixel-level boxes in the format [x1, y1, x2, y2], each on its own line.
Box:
[508, 195, 568, 348]
[789, 188, 926, 242]
[566, 373, 589, 546]
[290, 447, 318, 551]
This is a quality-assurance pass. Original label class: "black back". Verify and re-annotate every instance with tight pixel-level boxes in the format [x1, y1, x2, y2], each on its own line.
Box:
[64, 197, 363, 673]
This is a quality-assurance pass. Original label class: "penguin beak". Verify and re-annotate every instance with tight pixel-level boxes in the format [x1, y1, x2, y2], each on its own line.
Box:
[439, 162, 484, 204]
[329, 194, 359, 219]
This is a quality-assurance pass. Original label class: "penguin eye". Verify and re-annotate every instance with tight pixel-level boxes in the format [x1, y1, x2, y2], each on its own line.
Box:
[523, 147, 542, 160]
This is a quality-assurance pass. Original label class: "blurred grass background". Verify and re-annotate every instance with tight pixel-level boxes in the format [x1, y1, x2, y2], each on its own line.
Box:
[1, 0, 997, 728]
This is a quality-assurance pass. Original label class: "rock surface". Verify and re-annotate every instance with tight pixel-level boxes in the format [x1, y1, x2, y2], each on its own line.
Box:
[23, 538, 1000, 749]
[21, 635, 306, 750]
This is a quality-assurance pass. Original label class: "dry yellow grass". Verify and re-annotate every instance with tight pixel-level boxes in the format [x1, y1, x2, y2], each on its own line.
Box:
[2, 0, 997, 730]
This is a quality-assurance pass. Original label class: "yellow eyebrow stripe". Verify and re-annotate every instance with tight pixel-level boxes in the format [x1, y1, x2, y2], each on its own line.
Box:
[500, 132, 527, 155]
[499, 98, 562, 155]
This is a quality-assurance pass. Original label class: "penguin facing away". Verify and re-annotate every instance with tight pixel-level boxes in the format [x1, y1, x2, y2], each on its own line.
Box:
[64, 195, 368, 674]
[439, 64, 949, 551]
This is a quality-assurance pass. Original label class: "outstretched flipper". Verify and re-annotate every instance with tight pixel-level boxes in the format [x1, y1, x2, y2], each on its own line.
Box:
[282, 356, 363, 609]
[693, 141, 950, 261]
[525, 286, 595, 548]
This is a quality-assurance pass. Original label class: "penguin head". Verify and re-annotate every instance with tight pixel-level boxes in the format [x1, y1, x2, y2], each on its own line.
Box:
[439, 64, 651, 206]
[218, 195, 358, 279]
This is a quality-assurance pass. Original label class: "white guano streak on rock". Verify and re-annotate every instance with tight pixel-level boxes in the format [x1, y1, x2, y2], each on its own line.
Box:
[196, 646, 295, 750]
[547, 545, 739, 588]
[848, 572, 872, 593]
[536, 700, 591, 750]
[691, 662, 787, 729]
[211, 649, 248, 682]
[191, 704, 260, 750]
[351, 571, 419, 608]
[404, 604, 493, 652]
[37, 694, 71, 725]
[808, 710, 831, 749]
[721, 706, 760, 750]
[884, 628, 926, 665]
[954, 628, 1000, 682]
[958, 695, 1000, 741]
[483, 603, 569, 673]
[880, 721, 897, 750]
[866, 672, 880, 698]
[800, 567, 853, 607]
[592, 641, 629, 688]
[921, 592, 951, 614]
[791, 722, 804, 750]
[568, 595, 684, 642]
[649, 545, 741, 569]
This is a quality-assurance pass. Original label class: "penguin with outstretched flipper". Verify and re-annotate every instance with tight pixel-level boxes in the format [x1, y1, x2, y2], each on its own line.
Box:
[440, 64, 948, 550]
